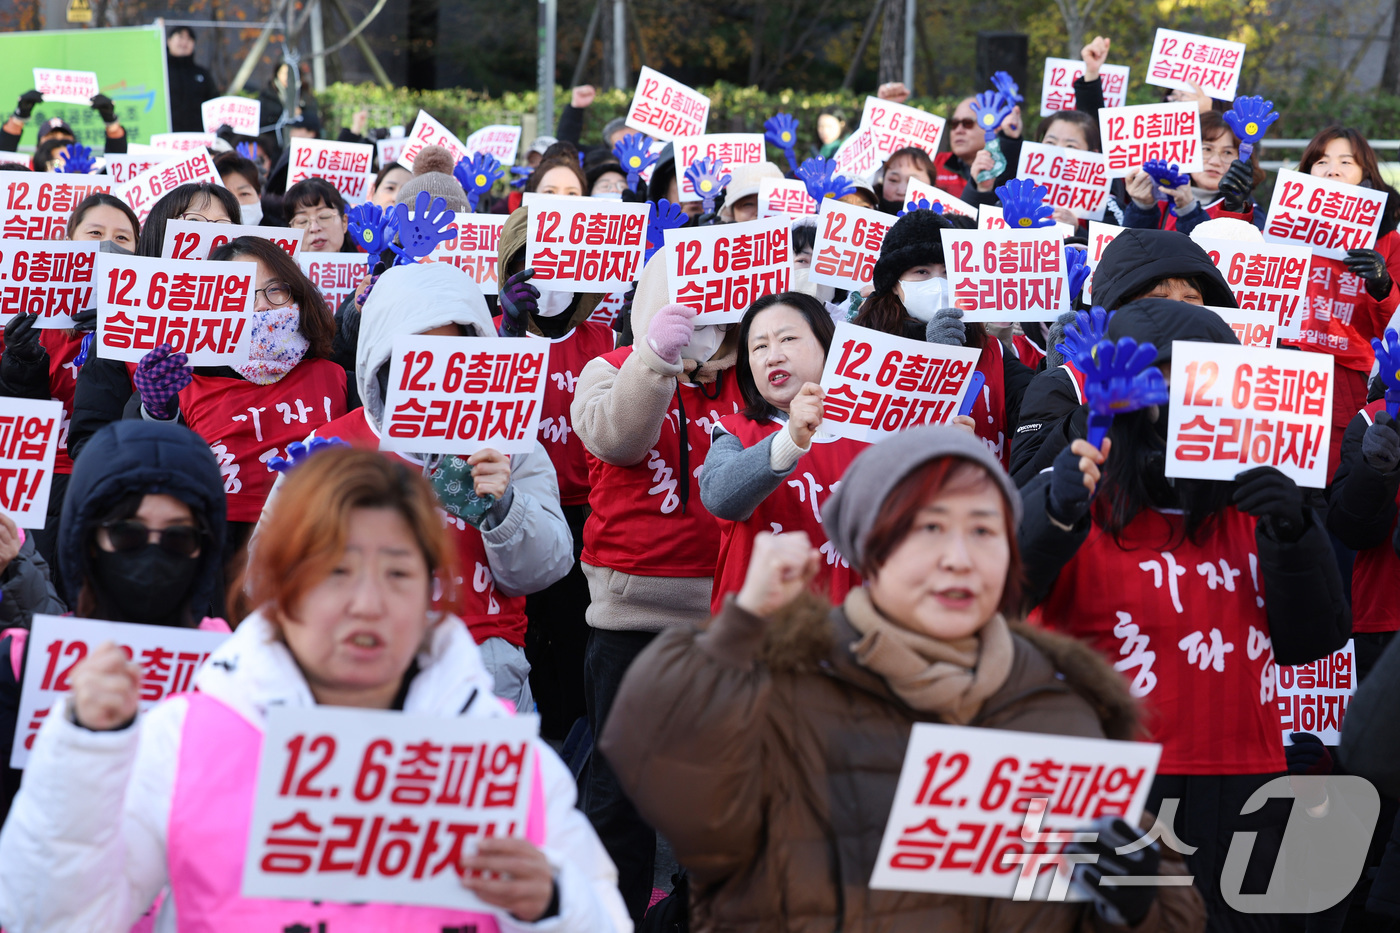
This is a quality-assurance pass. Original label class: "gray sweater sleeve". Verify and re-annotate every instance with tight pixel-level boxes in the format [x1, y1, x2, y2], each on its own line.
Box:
[699, 429, 796, 522]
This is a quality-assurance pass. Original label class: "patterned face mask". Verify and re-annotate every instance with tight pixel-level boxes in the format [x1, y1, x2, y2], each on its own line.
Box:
[234, 306, 309, 385]
[430, 454, 495, 527]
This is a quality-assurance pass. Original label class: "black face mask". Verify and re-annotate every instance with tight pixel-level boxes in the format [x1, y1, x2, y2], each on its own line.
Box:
[90, 544, 201, 627]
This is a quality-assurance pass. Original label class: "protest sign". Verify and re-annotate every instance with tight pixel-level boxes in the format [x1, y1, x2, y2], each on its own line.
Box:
[758, 177, 817, 219]
[0, 170, 110, 240]
[977, 205, 1075, 239]
[1276, 640, 1355, 745]
[114, 147, 221, 223]
[0, 240, 96, 327]
[32, 67, 96, 105]
[161, 220, 303, 261]
[524, 195, 649, 293]
[1040, 57, 1130, 112]
[0, 398, 61, 532]
[288, 138, 375, 203]
[11, 613, 229, 768]
[625, 66, 710, 141]
[380, 336, 549, 457]
[1083, 220, 1126, 304]
[150, 132, 219, 153]
[819, 322, 982, 443]
[1146, 28, 1246, 102]
[664, 217, 790, 323]
[673, 134, 765, 201]
[429, 215, 507, 295]
[299, 253, 367, 315]
[906, 177, 976, 218]
[1015, 142, 1112, 222]
[1167, 341, 1334, 488]
[377, 136, 408, 170]
[809, 199, 892, 292]
[833, 126, 881, 181]
[399, 111, 471, 171]
[465, 124, 522, 164]
[1263, 169, 1386, 262]
[870, 723, 1160, 898]
[1098, 101, 1202, 178]
[242, 705, 538, 910]
[104, 152, 174, 186]
[1208, 305, 1279, 349]
[1195, 237, 1312, 338]
[200, 95, 261, 136]
[859, 96, 946, 162]
[587, 290, 627, 328]
[946, 227, 1071, 321]
[95, 252, 254, 367]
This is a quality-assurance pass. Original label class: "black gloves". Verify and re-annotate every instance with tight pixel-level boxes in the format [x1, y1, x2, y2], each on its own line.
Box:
[1364, 411, 1400, 473]
[1218, 159, 1256, 213]
[1048, 443, 1095, 527]
[1286, 732, 1334, 776]
[3, 312, 42, 363]
[612, 280, 637, 343]
[71, 307, 96, 334]
[1065, 816, 1161, 928]
[619, 178, 650, 204]
[1344, 248, 1393, 301]
[13, 90, 41, 121]
[695, 188, 727, 226]
[90, 93, 118, 125]
[1233, 465, 1306, 542]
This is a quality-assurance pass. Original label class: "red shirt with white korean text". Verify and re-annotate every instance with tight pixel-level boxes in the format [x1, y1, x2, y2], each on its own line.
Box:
[1285, 230, 1400, 374]
[1351, 399, 1400, 633]
[1034, 505, 1286, 775]
[532, 322, 615, 507]
[709, 415, 865, 613]
[317, 408, 528, 647]
[970, 336, 1009, 470]
[581, 347, 745, 577]
[39, 330, 83, 475]
[173, 360, 347, 523]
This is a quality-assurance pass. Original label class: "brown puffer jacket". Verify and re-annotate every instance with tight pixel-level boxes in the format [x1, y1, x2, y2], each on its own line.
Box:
[600, 595, 1205, 933]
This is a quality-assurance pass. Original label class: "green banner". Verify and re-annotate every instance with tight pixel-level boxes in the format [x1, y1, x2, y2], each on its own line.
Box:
[0, 24, 169, 150]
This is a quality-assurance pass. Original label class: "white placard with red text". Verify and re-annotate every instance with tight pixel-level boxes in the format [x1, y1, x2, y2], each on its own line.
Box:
[150, 132, 220, 153]
[946, 227, 1070, 322]
[465, 124, 522, 165]
[1276, 640, 1355, 745]
[201, 96, 261, 136]
[1146, 28, 1246, 102]
[95, 252, 254, 367]
[809, 199, 892, 292]
[1194, 236, 1312, 339]
[859, 96, 946, 162]
[381, 336, 548, 456]
[32, 68, 97, 105]
[0, 171, 111, 241]
[1209, 305, 1279, 349]
[819, 323, 981, 443]
[288, 138, 375, 204]
[1083, 220, 1126, 304]
[905, 177, 975, 218]
[1015, 142, 1111, 222]
[429, 215, 507, 295]
[1040, 58, 1130, 113]
[664, 217, 790, 323]
[1098, 101, 1202, 179]
[299, 252, 368, 314]
[587, 290, 626, 328]
[833, 126, 880, 182]
[398, 111, 471, 172]
[673, 134, 765, 201]
[1263, 169, 1386, 262]
[758, 177, 817, 220]
[625, 66, 710, 142]
[0, 398, 61, 531]
[114, 148, 222, 223]
[0, 240, 97, 328]
[104, 152, 175, 186]
[524, 194, 648, 293]
[11, 614, 230, 768]
[242, 704, 538, 909]
[161, 220, 303, 262]
[977, 205, 1075, 239]
[1166, 341, 1334, 488]
[870, 724, 1160, 897]
[377, 137, 408, 170]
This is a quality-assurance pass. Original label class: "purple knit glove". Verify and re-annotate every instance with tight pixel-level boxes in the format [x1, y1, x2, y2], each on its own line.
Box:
[646, 304, 696, 365]
[499, 267, 539, 338]
[133, 344, 193, 420]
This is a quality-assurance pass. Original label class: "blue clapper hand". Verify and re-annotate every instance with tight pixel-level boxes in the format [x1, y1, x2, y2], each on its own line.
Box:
[613, 132, 658, 191]
[1058, 328, 1166, 448]
[765, 112, 801, 174]
[236, 141, 259, 162]
[970, 90, 1013, 183]
[268, 436, 351, 473]
[795, 157, 856, 202]
[1371, 327, 1400, 419]
[1223, 96, 1280, 163]
[646, 199, 688, 263]
[453, 153, 504, 212]
[991, 71, 1023, 106]
[56, 142, 95, 174]
[1065, 245, 1091, 302]
[1056, 306, 1114, 365]
[390, 191, 458, 266]
[684, 156, 731, 214]
[898, 196, 945, 218]
[346, 202, 400, 271]
[509, 165, 534, 189]
[997, 178, 1055, 228]
[957, 370, 988, 417]
[1142, 159, 1191, 217]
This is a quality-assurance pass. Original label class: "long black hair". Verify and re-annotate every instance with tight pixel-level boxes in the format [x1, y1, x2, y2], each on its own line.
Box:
[136, 182, 242, 258]
[734, 292, 835, 421]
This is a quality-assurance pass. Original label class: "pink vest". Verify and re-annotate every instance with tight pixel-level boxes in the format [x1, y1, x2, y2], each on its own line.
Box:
[163, 692, 546, 931]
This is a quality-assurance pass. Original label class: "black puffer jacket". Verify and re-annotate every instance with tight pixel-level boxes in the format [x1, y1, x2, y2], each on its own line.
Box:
[1090, 228, 1236, 313]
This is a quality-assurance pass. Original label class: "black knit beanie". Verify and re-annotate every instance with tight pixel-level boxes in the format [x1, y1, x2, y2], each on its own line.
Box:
[872, 209, 953, 296]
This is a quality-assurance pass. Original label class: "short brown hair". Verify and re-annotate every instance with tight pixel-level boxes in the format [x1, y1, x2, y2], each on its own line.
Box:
[208, 236, 335, 360]
[248, 447, 461, 624]
[526, 156, 587, 194]
[66, 193, 140, 242]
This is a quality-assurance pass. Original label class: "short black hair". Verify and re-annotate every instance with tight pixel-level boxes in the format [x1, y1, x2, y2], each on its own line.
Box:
[734, 292, 836, 421]
[169, 25, 195, 41]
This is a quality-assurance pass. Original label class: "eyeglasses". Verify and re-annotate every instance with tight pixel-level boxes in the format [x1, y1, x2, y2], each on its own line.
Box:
[179, 212, 233, 225]
[949, 118, 978, 131]
[290, 210, 343, 229]
[101, 521, 204, 557]
[255, 282, 293, 306]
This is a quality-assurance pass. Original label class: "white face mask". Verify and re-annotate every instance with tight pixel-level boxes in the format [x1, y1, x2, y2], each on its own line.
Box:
[791, 264, 835, 303]
[900, 276, 951, 323]
[680, 323, 725, 366]
[238, 200, 263, 226]
[592, 191, 624, 201]
[537, 289, 574, 318]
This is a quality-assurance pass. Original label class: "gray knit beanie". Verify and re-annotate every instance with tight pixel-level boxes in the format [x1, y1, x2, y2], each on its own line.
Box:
[397, 145, 470, 214]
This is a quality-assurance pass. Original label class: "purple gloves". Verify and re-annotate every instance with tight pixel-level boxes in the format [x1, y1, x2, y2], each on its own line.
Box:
[646, 304, 696, 366]
[134, 344, 193, 420]
[498, 268, 539, 338]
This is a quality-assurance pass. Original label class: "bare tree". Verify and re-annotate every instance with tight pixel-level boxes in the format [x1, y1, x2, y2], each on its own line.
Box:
[1051, 0, 1099, 59]
[878, 0, 902, 83]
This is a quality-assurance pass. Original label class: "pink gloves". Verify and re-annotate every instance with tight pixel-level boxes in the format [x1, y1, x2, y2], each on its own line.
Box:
[646, 303, 696, 366]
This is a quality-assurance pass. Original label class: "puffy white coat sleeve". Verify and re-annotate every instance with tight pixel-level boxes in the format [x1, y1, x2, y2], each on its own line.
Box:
[481, 442, 574, 598]
[0, 695, 186, 933]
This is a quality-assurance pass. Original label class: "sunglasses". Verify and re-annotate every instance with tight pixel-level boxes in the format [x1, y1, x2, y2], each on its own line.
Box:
[949, 118, 978, 131]
[101, 521, 204, 558]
